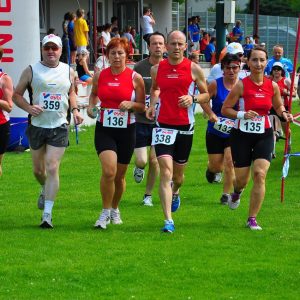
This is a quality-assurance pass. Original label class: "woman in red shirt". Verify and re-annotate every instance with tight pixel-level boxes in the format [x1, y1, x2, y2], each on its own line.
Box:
[88, 38, 145, 230]
[222, 46, 293, 230]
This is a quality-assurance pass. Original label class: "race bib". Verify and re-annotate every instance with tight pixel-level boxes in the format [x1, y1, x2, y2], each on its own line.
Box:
[39, 92, 63, 111]
[213, 117, 234, 134]
[239, 116, 265, 134]
[145, 95, 159, 111]
[152, 128, 178, 146]
[103, 109, 128, 128]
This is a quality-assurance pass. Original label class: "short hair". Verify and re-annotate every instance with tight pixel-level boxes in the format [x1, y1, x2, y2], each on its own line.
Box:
[76, 9, 84, 18]
[143, 7, 150, 14]
[111, 16, 118, 23]
[147, 31, 166, 46]
[106, 37, 130, 58]
[103, 23, 112, 31]
[189, 52, 199, 60]
[0, 46, 3, 60]
[247, 45, 268, 61]
[221, 53, 241, 70]
[273, 44, 284, 51]
[167, 30, 186, 43]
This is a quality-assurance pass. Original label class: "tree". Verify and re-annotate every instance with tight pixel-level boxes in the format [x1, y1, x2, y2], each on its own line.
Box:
[245, 0, 298, 17]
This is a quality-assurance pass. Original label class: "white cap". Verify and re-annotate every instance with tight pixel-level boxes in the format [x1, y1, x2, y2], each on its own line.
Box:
[80, 49, 90, 55]
[42, 34, 62, 47]
[226, 42, 244, 54]
[272, 62, 284, 69]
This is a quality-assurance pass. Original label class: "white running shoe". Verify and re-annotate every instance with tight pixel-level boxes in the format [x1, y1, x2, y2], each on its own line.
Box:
[228, 195, 240, 210]
[40, 213, 53, 229]
[142, 195, 153, 206]
[133, 167, 145, 183]
[94, 212, 111, 229]
[37, 187, 45, 210]
[214, 172, 223, 183]
[110, 209, 123, 225]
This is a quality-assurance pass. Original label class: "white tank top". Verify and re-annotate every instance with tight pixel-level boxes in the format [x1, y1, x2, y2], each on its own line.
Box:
[30, 62, 71, 128]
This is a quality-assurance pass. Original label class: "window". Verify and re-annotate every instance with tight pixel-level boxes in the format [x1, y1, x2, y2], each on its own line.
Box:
[39, 0, 47, 32]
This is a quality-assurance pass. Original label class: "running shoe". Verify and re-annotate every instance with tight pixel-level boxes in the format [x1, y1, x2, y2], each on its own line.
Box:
[214, 172, 223, 183]
[228, 192, 241, 210]
[133, 167, 145, 183]
[110, 209, 123, 225]
[142, 195, 153, 206]
[246, 217, 262, 230]
[171, 194, 181, 212]
[94, 212, 111, 229]
[220, 194, 230, 205]
[40, 213, 53, 229]
[37, 187, 45, 210]
[162, 220, 175, 233]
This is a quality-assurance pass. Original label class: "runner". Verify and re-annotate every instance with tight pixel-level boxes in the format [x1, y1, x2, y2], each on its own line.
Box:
[147, 30, 209, 233]
[87, 38, 145, 230]
[13, 34, 83, 228]
[201, 53, 241, 205]
[221, 46, 293, 230]
[0, 46, 13, 177]
[133, 32, 166, 207]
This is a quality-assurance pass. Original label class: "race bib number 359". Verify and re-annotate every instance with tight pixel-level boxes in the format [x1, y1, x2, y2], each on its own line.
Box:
[239, 116, 265, 134]
[103, 109, 128, 128]
[152, 128, 178, 146]
[39, 92, 62, 111]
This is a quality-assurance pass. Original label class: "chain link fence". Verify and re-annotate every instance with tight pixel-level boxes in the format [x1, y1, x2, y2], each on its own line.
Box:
[172, 3, 299, 62]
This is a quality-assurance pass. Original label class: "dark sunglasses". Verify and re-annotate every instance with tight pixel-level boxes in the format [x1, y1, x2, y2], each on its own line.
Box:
[272, 67, 282, 71]
[43, 45, 59, 51]
[225, 65, 240, 71]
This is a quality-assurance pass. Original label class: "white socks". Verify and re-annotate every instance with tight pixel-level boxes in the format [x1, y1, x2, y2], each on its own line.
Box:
[44, 200, 54, 215]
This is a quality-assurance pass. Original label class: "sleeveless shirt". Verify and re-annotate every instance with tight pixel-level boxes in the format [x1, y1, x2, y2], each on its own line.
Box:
[0, 72, 10, 125]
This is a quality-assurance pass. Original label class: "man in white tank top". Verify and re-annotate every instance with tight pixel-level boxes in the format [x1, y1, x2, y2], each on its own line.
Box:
[13, 34, 83, 229]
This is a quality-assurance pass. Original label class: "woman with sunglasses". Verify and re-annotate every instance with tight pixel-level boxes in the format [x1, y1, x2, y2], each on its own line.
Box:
[269, 62, 296, 157]
[87, 38, 145, 230]
[201, 53, 240, 205]
[221, 46, 293, 230]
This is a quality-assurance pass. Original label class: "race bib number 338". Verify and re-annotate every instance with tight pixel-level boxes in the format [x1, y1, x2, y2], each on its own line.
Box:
[239, 116, 265, 134]
[152, 128, 178, 146]
[39, 92, 62, 111]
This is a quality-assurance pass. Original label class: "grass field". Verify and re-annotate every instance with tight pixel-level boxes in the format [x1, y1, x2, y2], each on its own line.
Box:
[1, 104, 300, 299]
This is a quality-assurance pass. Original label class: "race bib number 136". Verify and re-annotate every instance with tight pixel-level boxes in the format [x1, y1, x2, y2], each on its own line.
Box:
[103, 109, 128, 128]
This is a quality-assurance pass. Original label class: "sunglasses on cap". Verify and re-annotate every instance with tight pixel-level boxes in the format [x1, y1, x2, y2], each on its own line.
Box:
[43, 45, 59, 51]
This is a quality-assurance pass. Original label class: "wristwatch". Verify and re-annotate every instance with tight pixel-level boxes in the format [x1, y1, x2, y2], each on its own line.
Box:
[192, 95, 197, 103]
[71, 107, 80, 113]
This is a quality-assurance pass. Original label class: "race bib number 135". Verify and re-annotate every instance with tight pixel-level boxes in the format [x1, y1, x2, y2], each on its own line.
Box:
[239, 116, 265, 134]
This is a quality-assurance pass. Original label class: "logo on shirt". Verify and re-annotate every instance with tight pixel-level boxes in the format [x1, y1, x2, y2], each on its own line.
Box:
[108, 82, 120, 87]
[42, 93, 62, 100]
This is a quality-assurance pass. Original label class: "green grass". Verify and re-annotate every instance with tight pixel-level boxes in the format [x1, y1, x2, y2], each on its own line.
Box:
[1, 104, 300, 299]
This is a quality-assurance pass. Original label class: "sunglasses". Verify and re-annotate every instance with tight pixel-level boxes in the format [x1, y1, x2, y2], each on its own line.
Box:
[43, 45, 59, 51]
[272, 67, 282, 71]
[225, 65, 240, 71]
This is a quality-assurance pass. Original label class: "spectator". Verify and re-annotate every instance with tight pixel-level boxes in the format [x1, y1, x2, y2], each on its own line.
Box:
[130, 27, 140, 52]
[188, 16, 201, 51]
[200, 32, 210, 54]
[265, 44, 293, 78]
[252, 34, 260, 45]
[68, 12, 77, 64]
[76, 49, 93, 85]
[61, 12, 71, 64]
[111, 16, 118, 31]
[99, 23, 112, 54]
[74, 8, 89, 54]
[204, 37, 216, 63]
[122, 25, 136, 54]
[243, 36, 254, 58]
[140, 7, 155, 43]
[111, 27, 120, 38]
[232, 20, 243, 43]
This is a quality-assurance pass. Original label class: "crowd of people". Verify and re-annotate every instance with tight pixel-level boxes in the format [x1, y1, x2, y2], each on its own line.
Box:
[0, 7, 298, 233]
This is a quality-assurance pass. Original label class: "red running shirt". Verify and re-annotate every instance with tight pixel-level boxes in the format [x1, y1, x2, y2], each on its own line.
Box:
[0, 72, 9, 125]
[156, 58, 195, 125]
[97, 67, 136, 124]
[276, 77, 289, 107]
[241, 76, 274, 128]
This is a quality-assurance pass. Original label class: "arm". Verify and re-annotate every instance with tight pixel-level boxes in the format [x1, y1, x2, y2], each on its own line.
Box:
[119, 73, 145, 113]
[222, 80, 259, 119]
[272, 82, 293, 122]
[146, 64, 160, 120]
[0, 74, 13, 113]
[149, 14, 155, 25]
[87, 71, 100, 118]
[13, 67, 44, 117]
[284, 78, 296, 97]
[82, 58, 93, 77]
[69, 68, 84, 125]
[178, 62, 209, 108]
[200, 80, 218, 122]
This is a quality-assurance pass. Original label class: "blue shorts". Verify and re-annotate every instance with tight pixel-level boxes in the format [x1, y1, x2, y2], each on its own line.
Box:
[135, 123, 155, 148]
[79, 74, 92, 81]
